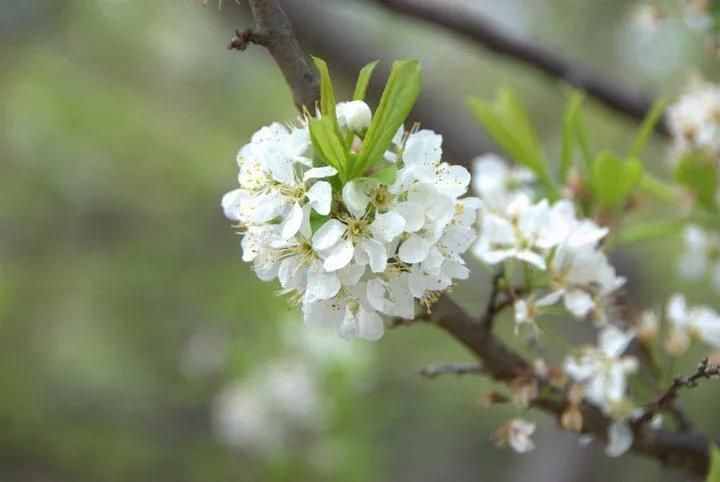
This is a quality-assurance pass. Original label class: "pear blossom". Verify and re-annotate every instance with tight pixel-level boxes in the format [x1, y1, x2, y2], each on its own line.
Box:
[495, 418, 536, 453]
[222, 106, 476, 341]
[667, 83, 720, 160]
[564, 325, 638, 414]
[677, 225, 720, 291]
[472, 153, 535, 211]
[665, 294, 720, 354]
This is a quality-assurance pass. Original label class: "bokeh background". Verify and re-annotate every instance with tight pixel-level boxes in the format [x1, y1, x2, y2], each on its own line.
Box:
[2, 1, 719, 481]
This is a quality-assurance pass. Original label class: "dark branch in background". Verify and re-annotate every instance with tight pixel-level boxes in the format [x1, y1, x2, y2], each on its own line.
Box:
[230, 0, 712, 477]
[420, 362, 484, 379]
[375, 0, 670, 137]
[636, 358, 720, 426]
[230, 0, 319, 109]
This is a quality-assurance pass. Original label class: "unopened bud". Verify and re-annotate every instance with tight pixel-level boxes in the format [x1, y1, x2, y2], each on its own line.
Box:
[336, 100, 372, 132]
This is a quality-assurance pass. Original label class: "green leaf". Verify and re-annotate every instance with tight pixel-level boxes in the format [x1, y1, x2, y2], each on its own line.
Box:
[309, 116, 349, 181]
[708, 445, 720, 482]
[628, 97, 667, 159]
[591, 153, 643, 209]
[675, 151, 718, 211]
[371, 165, 397, 185]
[353, 59, 421, 179]
[310, 212, 329, 234]
[468, 90, 557, 198]
[560, 91, 585, 182]
[312, 56, 337, 120]
[353, 60, 379, 101]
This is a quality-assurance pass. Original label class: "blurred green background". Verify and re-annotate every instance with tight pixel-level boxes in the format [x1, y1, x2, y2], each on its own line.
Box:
[1, 1, 718, 481]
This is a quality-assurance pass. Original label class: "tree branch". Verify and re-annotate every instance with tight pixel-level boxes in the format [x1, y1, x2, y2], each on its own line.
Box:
[230, 0, 319, 110]
[419, 362, 484, 379]
[428, 295, 713, 478]
[636, 358, 720, 427]
[375, 0, 669, 137]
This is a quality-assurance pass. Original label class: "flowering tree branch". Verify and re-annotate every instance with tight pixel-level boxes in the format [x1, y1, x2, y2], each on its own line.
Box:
[229, 0, 319, 110]
[375, 0, 670, 137]
[228, 0, 714, 478]
[427, 295, 713, 478]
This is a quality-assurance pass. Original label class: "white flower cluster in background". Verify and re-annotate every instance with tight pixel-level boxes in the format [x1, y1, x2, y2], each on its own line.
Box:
[667, 82, 720, 161]
[222, 101, 476, 341]
[471, 155, 625, 330]
[564, 325, 638, 457]
[677, 224, 720, 291]
[213, 321, 371, 455]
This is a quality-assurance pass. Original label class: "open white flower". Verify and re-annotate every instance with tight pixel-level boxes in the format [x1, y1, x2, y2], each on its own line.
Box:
[495, 419, 536, 453]
[665, 294, 720, 354]
[472, 153, 535, 211]
[564, 325, 638, 413]
[677, 225, 720, 291]
[667, 83, 720, 160]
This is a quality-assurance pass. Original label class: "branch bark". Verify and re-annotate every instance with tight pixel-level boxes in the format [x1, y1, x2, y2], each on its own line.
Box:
[230, 0, 319, 110]
[375, 0, 670, 137]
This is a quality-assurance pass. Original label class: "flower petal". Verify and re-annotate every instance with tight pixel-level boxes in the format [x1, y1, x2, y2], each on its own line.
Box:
[312, 219, 346, 251]
[281, 202, 304, 239]
[322, 239, 355, 272]
[399, 235, 432, 264]
[306, 181, 332, 215]
[361, 238, 387, 273]
[371, 211, 406, 242]
[303, 166, 337, 181]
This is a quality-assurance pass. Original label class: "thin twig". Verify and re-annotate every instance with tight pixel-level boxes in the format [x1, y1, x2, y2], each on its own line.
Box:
[481, 268, 505, 331]
[376, 0, 669, 136]
[636, 358, 720, 427]
[420, 362, 484, 379]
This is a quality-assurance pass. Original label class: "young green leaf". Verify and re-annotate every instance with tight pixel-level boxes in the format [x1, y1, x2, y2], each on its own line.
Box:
[468, 91, 557, 199]
[312, 56, 337, 120]
[615, 219, 685, 245]
[353, 59, 421, 179]
[591, 152, 643, 209]
[628, 97, 667, 159]
[309, 116, 349, 181]
[560, 91, 585, 182]
[708, 445, 720, 482]
[353, 60, 379, 101]
[675, 152, 718, 211]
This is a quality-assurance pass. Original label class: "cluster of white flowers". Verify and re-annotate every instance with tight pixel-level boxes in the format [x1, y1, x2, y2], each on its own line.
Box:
[222, 101, 476, 341]
[677, 224, 720, 291]
[668, 82, 720, 161]
[665, 293, 720, 354]
[564, 325, 638, 456]
[471, 155, 625, 330]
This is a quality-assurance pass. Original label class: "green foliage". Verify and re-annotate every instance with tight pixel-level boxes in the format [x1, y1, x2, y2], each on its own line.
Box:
[615, 218, 685, 244]
[560, 91, 586, 181]
[708, 445, 720, 482]
[675, 152, 718, 211]
[628, 98, 667, 159]
[353, 59, 421, 179]
[309, 116, 350, 181]
[591, 152, 644, 210]
[313, 56, 338, 121]
[353, 60, 379, 102]
[468, 89, 557, 198]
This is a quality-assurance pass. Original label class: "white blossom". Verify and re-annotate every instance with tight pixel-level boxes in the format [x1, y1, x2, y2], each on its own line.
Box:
[564, 325, 638, 414]
[667, 83, 720, 160]
[606, 421, 634, 457]
[495, 419, 536, 453]
[222, 111, 476, 341]
[677, 225, 720, 291]
[665, 293, 720, 354]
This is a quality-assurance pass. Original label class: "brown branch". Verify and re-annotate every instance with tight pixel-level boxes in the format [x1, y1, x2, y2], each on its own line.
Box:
[231, 0, 319, 110]
[636, 358, 720, 427]
[420, 362, 484, 379]
[375, 0, 670, 137]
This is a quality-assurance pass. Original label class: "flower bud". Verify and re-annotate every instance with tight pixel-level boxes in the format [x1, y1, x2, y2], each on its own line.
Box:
[336, 100, 372, 132]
